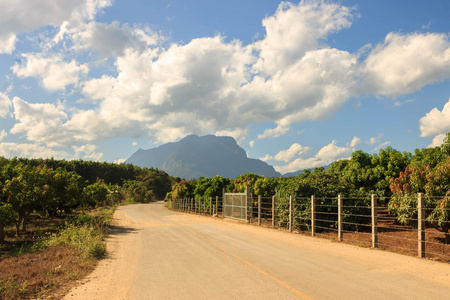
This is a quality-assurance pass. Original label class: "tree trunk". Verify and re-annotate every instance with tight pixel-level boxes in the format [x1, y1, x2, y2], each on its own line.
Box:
[15, 220, 20, 236]
[21, 214, 29, 231]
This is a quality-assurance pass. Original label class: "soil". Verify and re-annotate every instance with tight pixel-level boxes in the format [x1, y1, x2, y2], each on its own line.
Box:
[0, 245, 95, 300]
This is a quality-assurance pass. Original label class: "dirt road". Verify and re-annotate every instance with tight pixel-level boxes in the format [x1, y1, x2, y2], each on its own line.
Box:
[64, 202, 450, 299]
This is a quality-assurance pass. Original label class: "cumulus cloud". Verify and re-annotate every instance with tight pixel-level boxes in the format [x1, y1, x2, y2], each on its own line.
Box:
[419, 98, 450, 141]
[360, 32, 450, 97]
[71, 21, 161, 58]
[0, 142, 71, 159]
[10, 97, 69, 147]
[12, 54, 88, 91]
[428, 133, 446, 148]
[254, 0, 355, 75]
[0, 0, 112, 53]
[274, 143, 311, 162]
[274, 138, 359, 174]
[72, 144, 103, 160]
[6, 0, 450, 157]
[0, 130, 7, 141]
[0, 92, 11, 117]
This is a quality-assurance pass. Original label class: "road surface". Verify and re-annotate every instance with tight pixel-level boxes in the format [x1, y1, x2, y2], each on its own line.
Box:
[64, 201, 450, 299]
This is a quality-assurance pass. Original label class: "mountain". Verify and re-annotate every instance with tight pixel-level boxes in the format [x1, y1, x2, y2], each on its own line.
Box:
[282, 164, 332, 178]
[125, 135, 281, 179]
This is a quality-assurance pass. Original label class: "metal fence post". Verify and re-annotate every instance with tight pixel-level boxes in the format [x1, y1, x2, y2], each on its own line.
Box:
[418, 193, 425, 258]
[289, 196, 293, 232]
[371, 194, 378, 248]
[258, 195, 261, 226]
[272, 195, 276, 228]
[311, 195, 316, 236]
[338, 194, 343, 241]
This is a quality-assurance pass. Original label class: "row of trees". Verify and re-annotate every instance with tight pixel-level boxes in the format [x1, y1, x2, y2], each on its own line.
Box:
[168, 134, 450, 241]
[0, 157, 173, 243]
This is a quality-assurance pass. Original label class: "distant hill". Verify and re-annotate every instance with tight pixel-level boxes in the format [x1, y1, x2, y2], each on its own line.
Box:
[125, 135, 281, 179]
[282, 164, 332, 177]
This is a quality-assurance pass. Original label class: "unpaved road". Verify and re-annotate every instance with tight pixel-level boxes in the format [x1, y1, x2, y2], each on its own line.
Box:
[64, 202, 450, 299]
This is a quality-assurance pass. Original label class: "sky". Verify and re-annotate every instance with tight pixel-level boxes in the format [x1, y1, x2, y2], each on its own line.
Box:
[0, 0, 449, 174]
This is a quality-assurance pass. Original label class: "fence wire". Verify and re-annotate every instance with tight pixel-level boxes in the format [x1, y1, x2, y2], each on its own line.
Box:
[170, 194, 449, 263]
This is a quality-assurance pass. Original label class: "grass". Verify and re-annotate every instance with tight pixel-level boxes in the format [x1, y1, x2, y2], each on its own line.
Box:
[0, 206, 116, 300]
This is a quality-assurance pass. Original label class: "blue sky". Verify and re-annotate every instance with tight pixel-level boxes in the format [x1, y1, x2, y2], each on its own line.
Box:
[0, 0, 449, 174]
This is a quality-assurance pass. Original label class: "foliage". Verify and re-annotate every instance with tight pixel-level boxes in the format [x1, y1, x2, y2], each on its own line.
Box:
[170, 179, 196, 199]
[194, 176, 233, 199]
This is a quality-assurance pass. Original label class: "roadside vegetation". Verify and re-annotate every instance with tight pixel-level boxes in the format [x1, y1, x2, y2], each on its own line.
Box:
[0, 158, 173, 299]
[168, 133, 450, 241]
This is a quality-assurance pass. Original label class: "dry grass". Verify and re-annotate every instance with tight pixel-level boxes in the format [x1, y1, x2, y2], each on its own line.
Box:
[0, 245, 95, 300]
[0, 208, 114, 300]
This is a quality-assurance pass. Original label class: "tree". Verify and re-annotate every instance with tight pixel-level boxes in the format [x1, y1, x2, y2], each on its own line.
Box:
[440, 132, 450, 156]
[424, 157, 450, 242]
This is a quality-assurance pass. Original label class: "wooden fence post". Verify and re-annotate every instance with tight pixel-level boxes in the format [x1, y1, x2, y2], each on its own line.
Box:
[245, 186, 249, 222]
[210, 197, 213, 215]
[371, 194, 378, 248]
[289, 196, 293, 232]
[418, 193, 425, 258]
[272, 195, 276, 228]
[338, 194, 343, 241]
[216, 196, 219, 216]
[258, 195, 261, 226]
[311, 195, 316, 236]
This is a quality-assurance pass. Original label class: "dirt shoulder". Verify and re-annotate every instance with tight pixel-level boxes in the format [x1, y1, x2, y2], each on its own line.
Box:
[63, 203, 450, 300]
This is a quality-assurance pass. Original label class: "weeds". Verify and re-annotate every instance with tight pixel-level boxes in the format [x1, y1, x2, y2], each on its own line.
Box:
[0, 207, 115, 299]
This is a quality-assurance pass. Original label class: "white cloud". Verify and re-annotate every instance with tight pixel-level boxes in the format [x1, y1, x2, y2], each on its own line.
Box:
[274, 138, 359, 174]
[12, 54, 89, 91]
[0, 92, 11, 117]
[254, 0, 355, 75]
[0, 142, 70, 159]
[316, 140, 352, 161]
[0, 0, 112, 54]
[71, 21, 161, 58]
[274, 143, 311, 162]
[428, 133, 446, 148]
[72, 144, 103, 160]
[0, 130, 7, 141]
[348, 136, 361, 148]
[371, 141, 391, 152]
[10, 97, 69, 147]
[419, 98, 450, 139]
[361, 33, 450, 97]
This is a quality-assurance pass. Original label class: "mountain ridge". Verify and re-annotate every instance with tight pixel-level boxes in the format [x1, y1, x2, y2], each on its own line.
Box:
[125, 134, 281, 178]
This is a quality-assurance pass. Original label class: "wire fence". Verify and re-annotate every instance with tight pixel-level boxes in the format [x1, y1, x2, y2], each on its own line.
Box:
[170, 193, 449, 263]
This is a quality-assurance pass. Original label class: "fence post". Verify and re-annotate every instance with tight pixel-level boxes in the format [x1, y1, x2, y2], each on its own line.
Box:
[371, 194, 378, 248]
[222, 188, 225, 217]
[258, 195, 261, 226]
[311, 195, 316, 236]
[210, 197, 212, 215]
[338, 194, 343, 241]
[195, 198, 197, 214]
[216, 196, 219, 215]
[418, 193, 425, 258]
[289, 196, 293, 232]
[272, 195, 276, 228]
[245, 186, 249, 222]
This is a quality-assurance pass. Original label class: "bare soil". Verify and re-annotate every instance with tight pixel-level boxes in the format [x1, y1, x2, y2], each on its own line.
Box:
[0, 245, 95, 300]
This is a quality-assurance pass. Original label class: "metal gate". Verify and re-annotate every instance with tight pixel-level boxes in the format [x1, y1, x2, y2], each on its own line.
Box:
[223, 193, 247, 221]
